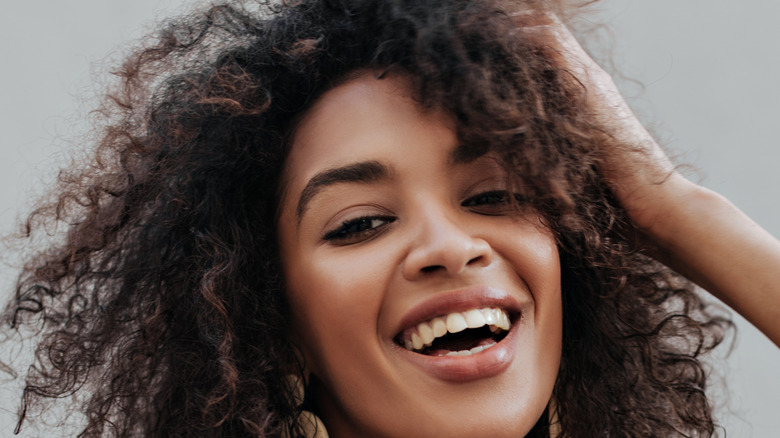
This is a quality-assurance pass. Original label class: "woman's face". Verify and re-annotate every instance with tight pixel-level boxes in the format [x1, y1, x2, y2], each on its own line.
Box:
[277, 73, 562, 438]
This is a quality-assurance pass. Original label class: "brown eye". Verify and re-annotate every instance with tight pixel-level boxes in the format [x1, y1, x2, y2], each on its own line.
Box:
[323, 216, 396, 243]
[462, 191, 525, 215]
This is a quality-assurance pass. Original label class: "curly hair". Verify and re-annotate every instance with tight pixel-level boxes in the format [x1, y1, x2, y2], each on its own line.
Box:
[3, 0, 731, 436]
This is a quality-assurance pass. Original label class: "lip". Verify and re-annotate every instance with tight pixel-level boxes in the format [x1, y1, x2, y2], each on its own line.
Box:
[390, 286, 524, 382]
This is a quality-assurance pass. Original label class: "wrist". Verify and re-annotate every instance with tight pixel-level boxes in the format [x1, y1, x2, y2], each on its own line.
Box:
[619, 172, 699, 241]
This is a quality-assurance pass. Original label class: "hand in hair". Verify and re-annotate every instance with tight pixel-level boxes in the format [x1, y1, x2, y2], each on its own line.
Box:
[540, 13, 780, 347]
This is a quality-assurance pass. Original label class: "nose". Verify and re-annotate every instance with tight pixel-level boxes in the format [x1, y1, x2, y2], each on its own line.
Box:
[402, 208, 492, 280]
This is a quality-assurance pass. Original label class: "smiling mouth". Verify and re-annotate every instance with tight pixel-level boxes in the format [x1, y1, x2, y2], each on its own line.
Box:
[395, 308, 514, 357]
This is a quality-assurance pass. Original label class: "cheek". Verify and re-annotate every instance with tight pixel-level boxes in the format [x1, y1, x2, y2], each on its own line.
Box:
[494, 221, 562, 366]
[282, 245, 391, 374]
[493, 219, 560, 297]
[527, 231, 563, 389]
[521, 232, 561, 328]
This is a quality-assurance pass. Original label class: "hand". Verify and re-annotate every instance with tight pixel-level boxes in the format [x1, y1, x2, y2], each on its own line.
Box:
[523, 12, 780, 346]
[520, 12, 691, 236]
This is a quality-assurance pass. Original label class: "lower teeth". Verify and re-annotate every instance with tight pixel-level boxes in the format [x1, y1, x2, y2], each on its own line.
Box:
[436, 340, 497, 357]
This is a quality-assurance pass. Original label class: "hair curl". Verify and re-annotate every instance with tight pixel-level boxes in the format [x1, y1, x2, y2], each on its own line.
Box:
[3, 0, 731, 436]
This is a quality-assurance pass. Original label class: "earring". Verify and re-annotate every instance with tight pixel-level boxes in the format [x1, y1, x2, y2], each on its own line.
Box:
[283, 374, 329, 438]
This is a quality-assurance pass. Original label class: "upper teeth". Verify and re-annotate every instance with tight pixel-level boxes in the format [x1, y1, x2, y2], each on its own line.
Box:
[401, 307, 512, 352]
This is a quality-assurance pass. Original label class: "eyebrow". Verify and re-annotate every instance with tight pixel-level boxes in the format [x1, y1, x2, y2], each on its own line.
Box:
[296, 160, 392, 219]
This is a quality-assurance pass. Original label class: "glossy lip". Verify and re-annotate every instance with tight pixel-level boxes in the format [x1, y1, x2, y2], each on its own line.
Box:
[389, 286, 525, 383]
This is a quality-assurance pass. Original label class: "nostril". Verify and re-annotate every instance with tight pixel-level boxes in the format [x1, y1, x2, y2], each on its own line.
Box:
[467, 256, 483, 265]
[404, 237, 492, 279]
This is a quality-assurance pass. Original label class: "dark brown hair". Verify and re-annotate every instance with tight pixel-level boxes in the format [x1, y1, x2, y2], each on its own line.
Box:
[3, 0, 730, 436]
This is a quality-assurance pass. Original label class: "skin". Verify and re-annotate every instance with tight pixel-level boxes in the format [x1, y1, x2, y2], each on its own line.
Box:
[536, 15, 780, 346]
[277, 73, 562, 438]
[275, 14, 780, 438]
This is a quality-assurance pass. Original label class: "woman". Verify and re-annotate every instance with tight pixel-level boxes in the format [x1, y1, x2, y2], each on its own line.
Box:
[2, 0, 778, 436]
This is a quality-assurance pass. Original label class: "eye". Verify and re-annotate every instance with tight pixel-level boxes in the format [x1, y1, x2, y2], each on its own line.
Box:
[323, 216, 396, 244]
[462, 190, 524, 215]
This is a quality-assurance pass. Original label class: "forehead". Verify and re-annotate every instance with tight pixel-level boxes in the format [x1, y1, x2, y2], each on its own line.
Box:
[282, 73, 457, 193]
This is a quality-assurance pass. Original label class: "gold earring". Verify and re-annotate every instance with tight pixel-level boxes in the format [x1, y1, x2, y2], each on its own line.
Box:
[283, 374, 329, 438]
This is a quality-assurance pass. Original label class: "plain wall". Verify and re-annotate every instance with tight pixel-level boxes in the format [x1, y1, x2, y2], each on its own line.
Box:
[0, 1, 778, 436]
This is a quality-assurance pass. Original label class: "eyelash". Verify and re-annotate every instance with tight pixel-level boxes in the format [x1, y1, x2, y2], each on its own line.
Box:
[322, 190, 523, 244]
[323, 216, 396, 243]
[461, 190, 524, 214]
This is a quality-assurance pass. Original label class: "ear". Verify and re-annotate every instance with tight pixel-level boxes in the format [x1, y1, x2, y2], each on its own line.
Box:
[282, 343, 310, 409]
[548, 395, 561, 437]
[282, 340, 312, 382]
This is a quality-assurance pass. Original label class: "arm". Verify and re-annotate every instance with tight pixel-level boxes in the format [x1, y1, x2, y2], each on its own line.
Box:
[542, 14, 780, 346]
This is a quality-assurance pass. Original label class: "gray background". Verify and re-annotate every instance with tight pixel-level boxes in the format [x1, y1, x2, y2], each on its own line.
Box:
[0, 1, 778, 436]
